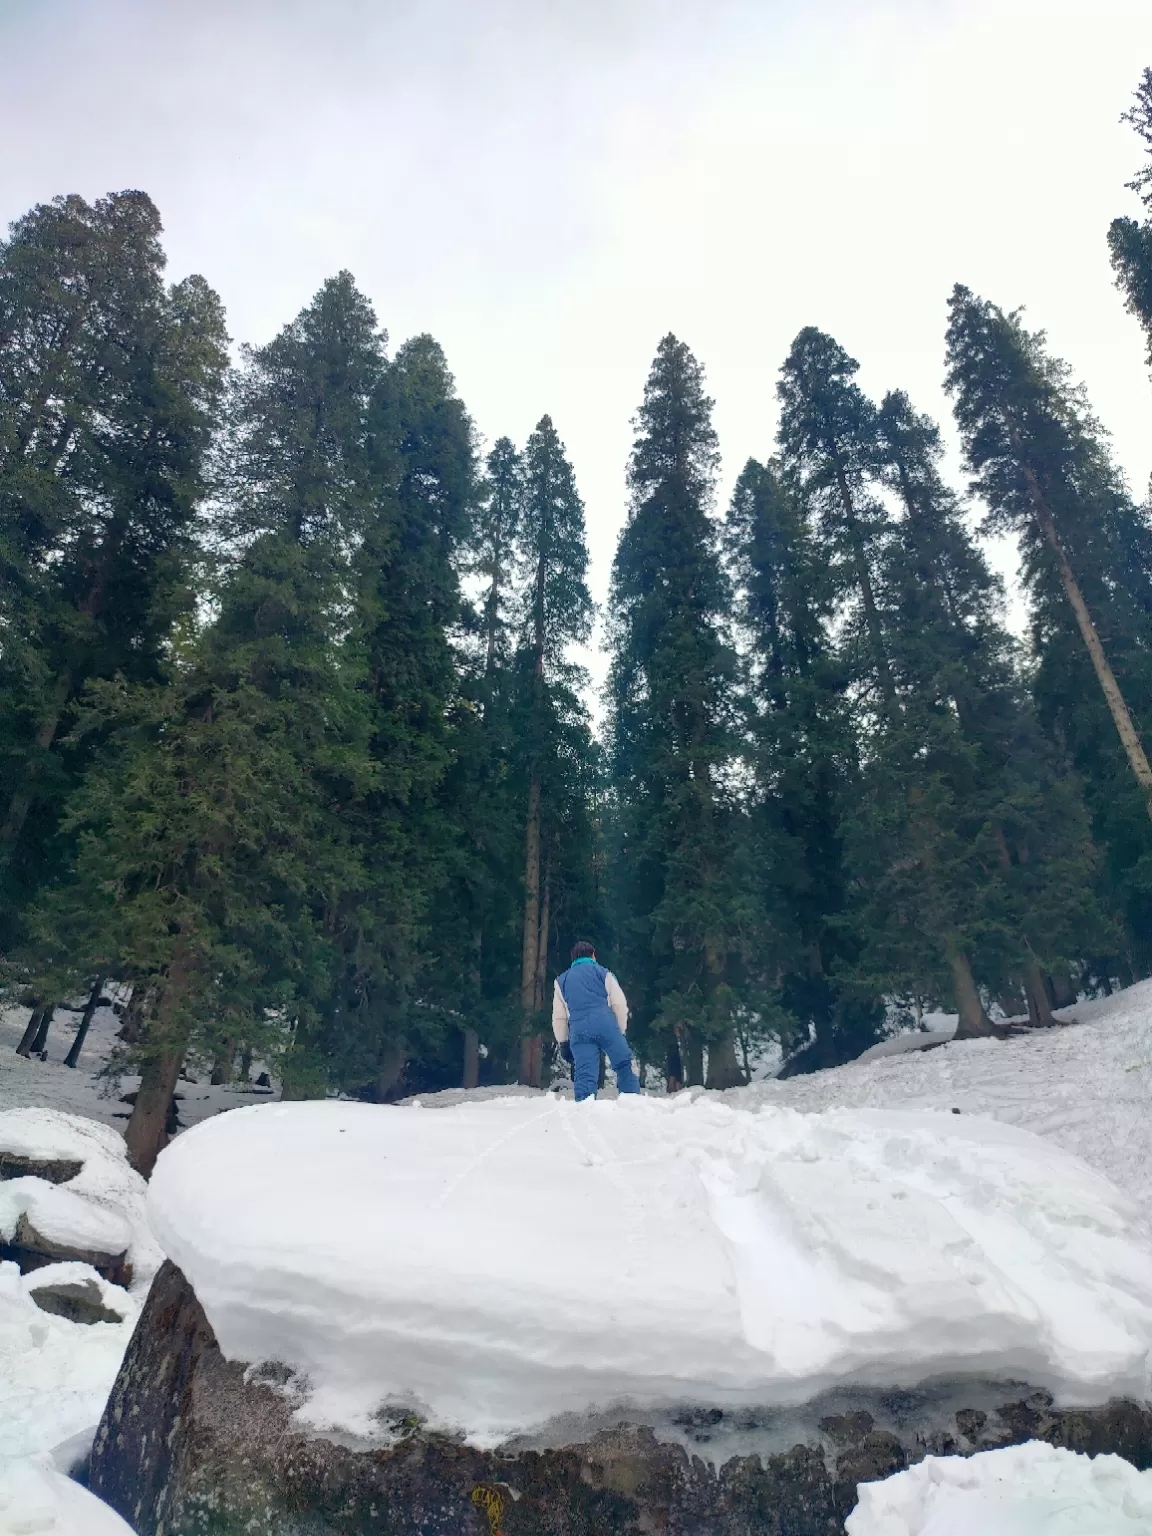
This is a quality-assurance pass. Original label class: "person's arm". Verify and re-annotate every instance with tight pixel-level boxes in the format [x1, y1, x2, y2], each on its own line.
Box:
[552, 978, 570, 1042]
[605, 973, 628, 1034]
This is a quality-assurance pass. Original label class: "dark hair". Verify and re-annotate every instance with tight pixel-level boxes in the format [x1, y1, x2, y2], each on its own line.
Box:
[570, 940, 597, 962]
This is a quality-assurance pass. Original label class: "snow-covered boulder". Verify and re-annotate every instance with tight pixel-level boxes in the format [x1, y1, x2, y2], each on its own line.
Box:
[846, 1441, 1152, 1535]
[144, 1096, 1152, 1441]
[0, 1110, 162, 1463]
[89, 1094, 1152, 1535]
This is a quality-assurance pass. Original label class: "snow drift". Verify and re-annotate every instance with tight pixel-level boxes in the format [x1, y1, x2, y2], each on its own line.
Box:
[148, 1093, 1152, 1445]
[845, 1441, 1152, 1535]
[0, 1457, 134, 1536]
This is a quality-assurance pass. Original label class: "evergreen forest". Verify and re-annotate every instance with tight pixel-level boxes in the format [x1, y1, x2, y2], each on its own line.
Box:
[5, 73, 1152, 1175]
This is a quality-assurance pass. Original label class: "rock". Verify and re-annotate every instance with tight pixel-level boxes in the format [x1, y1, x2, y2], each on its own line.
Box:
[0, 1152, 83, 1183]
[4, 1211, 132, 1288]
[90, 1262, 1152, 1536]
[28, 1273, 126, 1326]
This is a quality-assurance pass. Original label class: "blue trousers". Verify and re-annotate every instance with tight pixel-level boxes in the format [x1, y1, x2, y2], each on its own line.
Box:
[570, 1017, 641, 1102]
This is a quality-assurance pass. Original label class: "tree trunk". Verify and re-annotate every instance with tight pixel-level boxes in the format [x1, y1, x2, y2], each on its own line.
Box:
[29, 1004, 55, 1056]
[65, 976, 105, 1069]
[15, 1005, 46, 1057]
[683, 1031, 704, 1087]
[533, 859, 552, 1014]
[948, 946, 997, 1039]
[666, 1036, 684, 1093]
[124, 943, 195, 1178]
[1050, 971, 1077, 1010]
[125, 1046, 185, 1179]
[377, 1038, 408, 1103]
[1023, 960, 1056, 1028]
[462, 1029, 480, 1090]
[1027, 485, 1152, 820]
[704, 1031, 745, 1089]
[210, 1039, 236, 1086]
[518, 772, 543, 1087]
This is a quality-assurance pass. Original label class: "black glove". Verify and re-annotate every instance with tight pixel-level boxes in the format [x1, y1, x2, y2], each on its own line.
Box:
[559, 1040, 574, 1066]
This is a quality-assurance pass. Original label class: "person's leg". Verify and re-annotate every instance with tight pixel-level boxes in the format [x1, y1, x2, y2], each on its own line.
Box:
[569, 1033, 600, 1101]
[594, 1019, 641, 1094]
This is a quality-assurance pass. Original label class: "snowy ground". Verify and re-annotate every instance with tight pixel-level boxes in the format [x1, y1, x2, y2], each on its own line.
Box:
[846, 1441, 1152, 1535]
[0, 1000, 278, 1131]
[5, 980, 1152, 1531]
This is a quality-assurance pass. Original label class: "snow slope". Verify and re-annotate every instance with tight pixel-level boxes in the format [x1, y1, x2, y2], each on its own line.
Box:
[0, 1003, 277, 1130]
[845, 1441, 1152, 1535]
[148, 1091, 1152, 1446]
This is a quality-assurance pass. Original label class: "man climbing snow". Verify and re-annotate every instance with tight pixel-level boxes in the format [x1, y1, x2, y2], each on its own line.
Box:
[552, 941, 642, 1102]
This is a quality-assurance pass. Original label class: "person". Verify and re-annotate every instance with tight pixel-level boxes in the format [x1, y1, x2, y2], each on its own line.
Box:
[552, 941, 641, 1102]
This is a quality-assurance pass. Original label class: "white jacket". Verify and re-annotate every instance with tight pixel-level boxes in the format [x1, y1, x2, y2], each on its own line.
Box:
[551, 970, 629, 1042]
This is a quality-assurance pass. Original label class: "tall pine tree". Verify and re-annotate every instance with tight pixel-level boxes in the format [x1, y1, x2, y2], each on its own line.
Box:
[1108, 68, 1152, 383]
[608, 336, 752, 1088]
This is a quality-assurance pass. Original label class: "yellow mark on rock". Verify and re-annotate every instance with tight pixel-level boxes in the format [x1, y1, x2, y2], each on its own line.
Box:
[471, 1483, 507, 1534]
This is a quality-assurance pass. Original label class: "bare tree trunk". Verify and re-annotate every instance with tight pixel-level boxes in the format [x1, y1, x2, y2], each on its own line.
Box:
[683, 1032, 704, 1087]
[518, 772, 543, 1087]
[666, 1035, 684, 1093]
[124, 943, 194, 1178]
[1026, 485, 1152, 820]
[376, 1037, 408, 1103]
[704, 1032, 745, 1089]
[15, 1005, 46, 1057]
[949, 947, 997, 1039]
[210, 1038, 236, 1086]
[462, 1029, 480, 1090]
[65, 976, 105, 1069]
[125, 1046, 185, 1178]
[1020, 952, 1056, 1027]
[533, 859, 552, 1014]
[28, 1004, 55, 1056]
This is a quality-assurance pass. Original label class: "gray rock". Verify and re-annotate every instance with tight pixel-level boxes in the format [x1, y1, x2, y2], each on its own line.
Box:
[2, 1212, 132, 1288]
[0, 1152, 83, 1183]
[28, 1273, 126, 1326]
[90, 1261, 1152, 1536]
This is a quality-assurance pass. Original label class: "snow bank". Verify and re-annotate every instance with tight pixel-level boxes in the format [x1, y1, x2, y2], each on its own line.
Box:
[0, 1111, 160, 1461]
[148, 1094, 1152, 1445]
[846, 1441, 1152, 1535]
[0, 1458, 133, 1536]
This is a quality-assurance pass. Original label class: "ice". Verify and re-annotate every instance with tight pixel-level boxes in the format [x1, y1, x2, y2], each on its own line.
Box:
[0, 1457, 133, 1535]
[845, 1441, 1152, 1535]
[148, 1092, 1152, 1446]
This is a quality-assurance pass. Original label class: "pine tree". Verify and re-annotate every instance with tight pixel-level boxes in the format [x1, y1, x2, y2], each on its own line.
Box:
[1108, 68, 1152, 379]
[864, 389, 1106, 1028]
[608, 336, 752, 1087]
[514, 415, 594, 1085]
[25, 274, 383, 1170]
[724, 457, 883, 1068]
[0, 191, 228, 960]
[945, 285, 1152, 842]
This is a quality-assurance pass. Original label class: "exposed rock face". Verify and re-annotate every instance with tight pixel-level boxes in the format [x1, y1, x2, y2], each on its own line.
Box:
[2, 1211, 132, 1287]
[28, 1272, 126, 1325]
[0, 1152, 83, 1183]
[91, 1262, 1152, 1536]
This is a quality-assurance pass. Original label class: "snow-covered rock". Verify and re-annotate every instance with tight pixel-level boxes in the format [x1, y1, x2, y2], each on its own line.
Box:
[148, 1093, 1152, 1445]
[0, 1110, 161, 1462]
[0, 1457, 134, 1536]
[845, 1441, 1152, 1535]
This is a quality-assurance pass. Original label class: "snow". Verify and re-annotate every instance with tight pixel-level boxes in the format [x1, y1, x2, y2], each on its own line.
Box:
[845, 1441, 1152, 1535]
[0, 1458, 133, 1535]
[0, 1003, 278, 1131]
[0, 1111, 160, 1462]
[148, 1089, 1152, 1447]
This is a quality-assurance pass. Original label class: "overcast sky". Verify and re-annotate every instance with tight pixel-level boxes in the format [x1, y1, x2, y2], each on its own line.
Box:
[3, 0, 1151, 667]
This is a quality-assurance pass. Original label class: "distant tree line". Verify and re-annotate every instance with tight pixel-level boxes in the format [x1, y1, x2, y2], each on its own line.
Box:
[3, 73, 1152, 1173]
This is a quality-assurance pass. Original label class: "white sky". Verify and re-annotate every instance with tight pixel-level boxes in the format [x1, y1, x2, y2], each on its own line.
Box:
[3, 0, 1151, 677]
